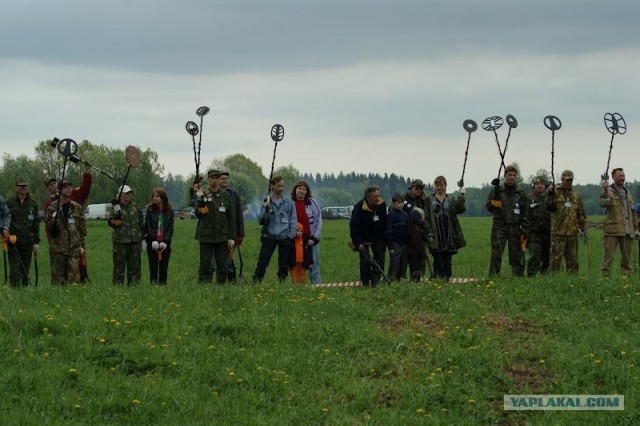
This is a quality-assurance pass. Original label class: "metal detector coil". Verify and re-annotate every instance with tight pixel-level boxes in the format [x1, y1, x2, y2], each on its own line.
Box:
[463, 119, 478, 133]
[482, 116, 503, 131]
[196, 106, 210, 117]
[544, 115, 562, 131]
[506, 114, 518, 129]
[186, 121, 199, 136]
[57, 138, 78, 157]
[125, 145, 142, 168]
[604, 112, 627, 135]
[271, 124, 285, 142]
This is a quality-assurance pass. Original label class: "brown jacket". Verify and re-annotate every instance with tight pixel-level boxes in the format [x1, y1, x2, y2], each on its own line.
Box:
[599, 185, 638, 237]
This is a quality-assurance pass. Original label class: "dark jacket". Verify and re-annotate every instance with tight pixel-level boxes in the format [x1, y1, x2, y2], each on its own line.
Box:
[225, 187, 245, 237]
[145, 208, 175, 243]
[195, 187, 235, 243]
[7, 194, 40, 246]
[350, 197, 387, 247]
[426, 193, 466, 252]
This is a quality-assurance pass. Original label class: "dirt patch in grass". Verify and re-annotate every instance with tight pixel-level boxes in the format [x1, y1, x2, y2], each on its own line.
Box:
[502, 365, 557, 393]
[379, 314, 445, 336]
[489, 316, 545, 335]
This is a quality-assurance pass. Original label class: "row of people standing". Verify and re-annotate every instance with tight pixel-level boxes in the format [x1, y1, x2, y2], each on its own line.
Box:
[488, 166, 639, 277]
[349, 176, 467, 286]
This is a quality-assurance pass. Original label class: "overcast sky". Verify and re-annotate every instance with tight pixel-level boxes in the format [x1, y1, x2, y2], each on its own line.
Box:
[1, 0, 639, 188]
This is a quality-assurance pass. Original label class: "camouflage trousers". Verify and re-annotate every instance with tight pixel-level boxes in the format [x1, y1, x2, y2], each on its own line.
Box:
[489, 225, 524, 277]
[8, 244, 33, 286]
[527, 232, 550, 277]
[549, 235, 579, 274]
[601, 235, 633, 276]
[113, 242, 141, 285]
[50, 249, 82, 285]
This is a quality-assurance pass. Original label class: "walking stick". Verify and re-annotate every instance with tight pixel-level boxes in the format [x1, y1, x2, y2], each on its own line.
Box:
[237, 245, 245, 282]
[601, 112, 627, 180]
[2, 238, 8, 285]
[261, 124, 285, 225]
[544, 115, 562, 188]
[457, 119, 477, 188]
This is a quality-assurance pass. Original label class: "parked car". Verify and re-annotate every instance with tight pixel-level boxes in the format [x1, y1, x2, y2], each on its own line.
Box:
[84, 203, 112, 220]
[320, 206, 351, 220]
[175, 208, 196, 220]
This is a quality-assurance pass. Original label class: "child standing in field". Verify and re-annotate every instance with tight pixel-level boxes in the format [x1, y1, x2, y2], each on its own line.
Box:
[386, 193, 409, 281]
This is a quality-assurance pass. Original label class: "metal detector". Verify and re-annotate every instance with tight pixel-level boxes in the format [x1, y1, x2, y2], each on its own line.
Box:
[543, 115, 562, 187]
[50, 138, 117, 182]
[457, 119, 478, 188]
[482, 114, 518, 187]
[261, 124, 285, 225]
[114, 146, 142, 204]
[184, 106, 210, 188]
[601, 112, 627, 180]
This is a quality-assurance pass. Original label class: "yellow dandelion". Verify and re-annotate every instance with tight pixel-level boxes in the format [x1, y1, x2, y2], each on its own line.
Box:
[321, 407, 329, 413]
[228, 371, 235, 376]
[416, 408, 425, 414]
[539, 359, 545, 364]
[74, 404, 81, 410]
[132, 399, 140, 405]
[68, 368, 77, 375]
[468, 399, 476, 404]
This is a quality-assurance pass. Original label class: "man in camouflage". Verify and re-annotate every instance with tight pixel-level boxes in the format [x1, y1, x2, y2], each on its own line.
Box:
[45, 181, 87, 285]
[108, 185, 145, 285]
[403, 179, 430, 281]
[486, 165, 529, 277]
[526, 176, 551, 276]
[546, 170, 587, 274]
[599, 168, 639, 276]
[7, 179, 40, 286]
[195, 169, 236, 283]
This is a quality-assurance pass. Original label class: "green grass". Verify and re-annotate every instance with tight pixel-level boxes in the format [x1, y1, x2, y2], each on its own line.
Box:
[1, 218, 639, 424]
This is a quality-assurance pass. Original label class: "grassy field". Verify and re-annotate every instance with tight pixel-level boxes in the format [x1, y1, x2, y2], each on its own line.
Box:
[1, 217, 639, 425]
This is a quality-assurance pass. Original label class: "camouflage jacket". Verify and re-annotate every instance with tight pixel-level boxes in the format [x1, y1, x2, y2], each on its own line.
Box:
[7, 194, 40, 246]
[546, 187, 586, 236]
[486, 184, 530, 235]
[195, 187, 235, 243]
[108, 202, 145, 243]
[599, 185, 638, 237]
[527, 191, 551, 235]
[45, 200, 87, 254]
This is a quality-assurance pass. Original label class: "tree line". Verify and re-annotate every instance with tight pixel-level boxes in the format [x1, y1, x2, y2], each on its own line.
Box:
[1, 140, 638, 217]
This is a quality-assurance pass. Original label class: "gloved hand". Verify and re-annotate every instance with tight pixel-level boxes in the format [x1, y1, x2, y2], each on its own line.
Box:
[236, 235, 244, 246]
[112, 202, 122, 215]
[227, 239, 235, 248]
[490, 199, 502, 209]
[33, 244, 39, 252]
[635, 231, 640, 240]
[79, 247, 85, 255]
[2, 228, 9, 240]
[196, 189, 204, 201]
[109, 218, 123, 227]
[159, 242, 167, 251]
[151, 241, 160, 251]
[458, 187, 466, 195]
[141, 240, 147, 251]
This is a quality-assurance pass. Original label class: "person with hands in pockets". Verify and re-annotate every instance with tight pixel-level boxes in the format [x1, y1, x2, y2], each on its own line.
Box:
[108, 185, 145, 286]
[195, 169, 236, 284]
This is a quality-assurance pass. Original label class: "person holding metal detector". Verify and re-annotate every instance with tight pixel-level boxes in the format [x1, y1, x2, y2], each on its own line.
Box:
[45, 181, 87, 285]
[425, 176, 466, 281]
[350, 185, 388, 287]
[108, 185, 145, 286]
[144, 188, 174, 285]
[526, 176, 551, 277]
[486, 165, 529, 277]
[195, 169, 236, 284]
[252, 176, 297, 283]
[6, 178, 40, 286]
[219, 170, 245, 282]
[545, 170, 587, 274]
[599, 168, 639, 276]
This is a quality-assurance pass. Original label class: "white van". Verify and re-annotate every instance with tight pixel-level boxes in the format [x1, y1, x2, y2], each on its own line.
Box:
[84, 203, 112, 220]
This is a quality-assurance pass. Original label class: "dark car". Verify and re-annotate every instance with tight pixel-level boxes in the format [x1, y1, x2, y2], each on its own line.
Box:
[321, 206, 351, 220]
